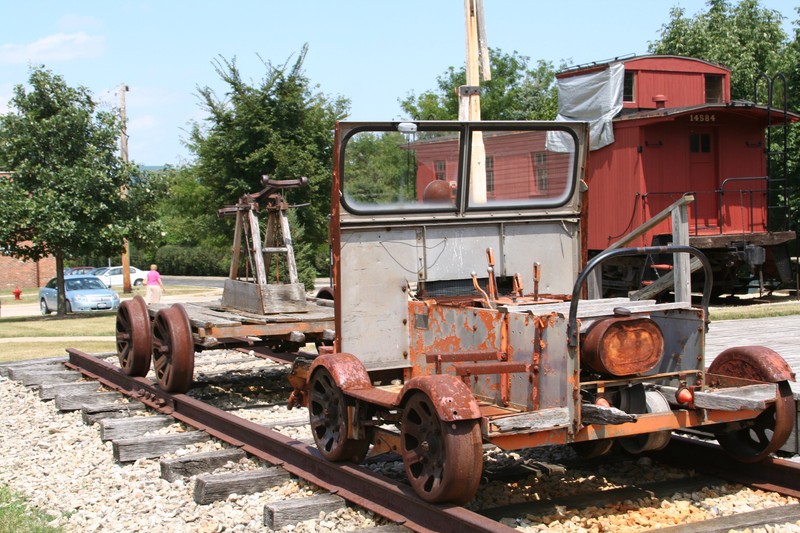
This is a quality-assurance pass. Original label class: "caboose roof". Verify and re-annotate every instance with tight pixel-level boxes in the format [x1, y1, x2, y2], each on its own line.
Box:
[556, 54, 730, 79]
[615, 101, 799, 126]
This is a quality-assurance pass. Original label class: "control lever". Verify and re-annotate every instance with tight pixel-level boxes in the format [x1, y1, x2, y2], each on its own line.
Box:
[486, 248, 498, 302]
[533, 262, 541, 301]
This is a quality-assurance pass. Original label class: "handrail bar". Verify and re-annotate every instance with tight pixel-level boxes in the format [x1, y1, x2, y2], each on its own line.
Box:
[569, 245, 713, 347]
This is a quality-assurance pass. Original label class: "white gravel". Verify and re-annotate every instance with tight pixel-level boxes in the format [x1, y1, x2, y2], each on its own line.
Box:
[0, 367, 385, 532]
[2, 353, 800, 532]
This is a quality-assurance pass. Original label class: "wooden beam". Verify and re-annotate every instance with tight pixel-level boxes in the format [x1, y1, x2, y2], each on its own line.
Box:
[160, 448, 247, 482]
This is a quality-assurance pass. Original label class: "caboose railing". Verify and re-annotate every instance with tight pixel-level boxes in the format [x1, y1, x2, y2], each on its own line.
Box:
[588, 194, 694, 299]
[643, 180, 772, 237]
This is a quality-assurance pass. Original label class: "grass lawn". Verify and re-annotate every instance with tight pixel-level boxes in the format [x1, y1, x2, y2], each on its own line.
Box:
[0, 284, 220, 363]
[0, 485, 61, 533]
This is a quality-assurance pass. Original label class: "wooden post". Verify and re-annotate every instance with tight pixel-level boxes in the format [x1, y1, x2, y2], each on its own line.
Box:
[229, 209, 243, 279]
[672, 202, 691, 303]
[461, 0, 490, 205]
[119, 83, 132, 294]
[248, 209, 268, 286]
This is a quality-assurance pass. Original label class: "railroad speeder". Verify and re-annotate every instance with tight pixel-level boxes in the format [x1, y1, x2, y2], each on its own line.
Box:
[289, 120, 796, 504]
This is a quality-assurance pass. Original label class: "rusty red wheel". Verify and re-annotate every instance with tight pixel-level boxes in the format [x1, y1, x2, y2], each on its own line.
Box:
[708, 346, 795, 462]
[116, 296, 152, 377]
[152, 304, 195, 393]
[308, 367, 371, 463]
[400, 391, 483, 504]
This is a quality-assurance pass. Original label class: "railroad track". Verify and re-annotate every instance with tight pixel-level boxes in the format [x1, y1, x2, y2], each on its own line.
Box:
[2, 350, 800, 532]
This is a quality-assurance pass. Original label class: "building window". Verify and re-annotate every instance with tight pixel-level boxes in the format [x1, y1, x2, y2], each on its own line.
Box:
[532, 152, 548, 192]
[486, 156, 494, 194]
[705, 75, 724, 103]
[690, 133, 711, 153]
[434, 160, 446, 181]
[623, 71, 636, 102]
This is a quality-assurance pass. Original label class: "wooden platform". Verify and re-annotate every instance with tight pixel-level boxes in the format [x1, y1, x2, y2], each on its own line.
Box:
[148, 299, 335, 339]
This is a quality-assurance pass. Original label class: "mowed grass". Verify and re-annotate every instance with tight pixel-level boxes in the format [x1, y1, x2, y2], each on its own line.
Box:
[0, 283, 219, 308]
[0, 284, 220, 363]
[0, 485, 61, 533]
[0, 314, 116, 338]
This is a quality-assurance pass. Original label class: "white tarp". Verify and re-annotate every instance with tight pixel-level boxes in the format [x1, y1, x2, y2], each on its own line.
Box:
[547, 62, 625, 152]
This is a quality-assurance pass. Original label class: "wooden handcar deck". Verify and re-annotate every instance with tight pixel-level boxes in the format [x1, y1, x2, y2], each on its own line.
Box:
[148, 299, 335, 341]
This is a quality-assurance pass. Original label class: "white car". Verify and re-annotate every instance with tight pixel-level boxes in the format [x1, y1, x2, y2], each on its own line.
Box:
[96, 266, 148, 287]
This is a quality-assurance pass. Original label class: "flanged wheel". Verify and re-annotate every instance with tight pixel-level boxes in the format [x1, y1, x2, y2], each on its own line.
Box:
[619, 390, 672, 454]
[116, 296, 152, 377]
[572, 438, 615, 458]
[152, 304, 195, 393]
[308, 367, 371, 463]
[708, 346, 795, 462]
[400, 391, 482, 504]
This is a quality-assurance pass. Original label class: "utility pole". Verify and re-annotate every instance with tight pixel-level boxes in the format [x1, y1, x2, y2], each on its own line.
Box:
[460, 0, 491, 204]
[120, 83, 132, 294]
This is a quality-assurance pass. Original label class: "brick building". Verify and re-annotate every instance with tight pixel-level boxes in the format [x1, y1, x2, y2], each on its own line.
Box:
[0, 254, 56, 290]
[0, 171, 57, 290]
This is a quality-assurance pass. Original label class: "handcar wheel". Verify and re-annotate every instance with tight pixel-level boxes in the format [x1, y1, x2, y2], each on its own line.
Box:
[308, 367, 371, 463]
[152, 304, 195, 393]
[619, 390, 672, 454]
[400, 391, 483, 504]
[708, 346, 795, 462]
[572, 438, 615, 458]
[115, 296, 152, 377]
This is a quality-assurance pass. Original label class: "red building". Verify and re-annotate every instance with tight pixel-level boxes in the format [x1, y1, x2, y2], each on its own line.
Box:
[556, 55, 798, 295]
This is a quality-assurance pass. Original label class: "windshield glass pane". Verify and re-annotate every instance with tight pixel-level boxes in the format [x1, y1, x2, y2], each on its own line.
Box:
[466, 128, 576, 209]
[340, 123, 579, 214]
[341, 128, 461, 213]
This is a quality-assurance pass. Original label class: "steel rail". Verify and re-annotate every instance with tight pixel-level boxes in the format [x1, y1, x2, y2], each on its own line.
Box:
[66, 349, 514, 533]
[653, 435, 800, 499]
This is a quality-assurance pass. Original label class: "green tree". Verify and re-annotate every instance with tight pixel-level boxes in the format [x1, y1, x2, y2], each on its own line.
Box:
[400, 48, 559, 121]
[0, 66, 159, 315]
[187, 46, 348, 286]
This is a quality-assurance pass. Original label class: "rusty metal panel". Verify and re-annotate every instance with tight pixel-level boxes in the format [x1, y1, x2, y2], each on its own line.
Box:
[339, 228, 417, 370]
[648, 308, 704, 385]
[507, 312, 574, 415]
[408, 301, 504, 403]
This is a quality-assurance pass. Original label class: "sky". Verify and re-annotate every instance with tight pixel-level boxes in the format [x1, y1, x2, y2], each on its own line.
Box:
[1, 1, 797, 166]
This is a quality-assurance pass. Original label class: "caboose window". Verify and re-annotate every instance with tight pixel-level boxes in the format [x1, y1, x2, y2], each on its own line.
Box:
[434, 160, 446, 180]
[705, 75, 724, 103]
[486, 155, 495, 194]
[623, 71, 636, 102]
[532, 151, 549, 192]
[690, 132, 711, 153]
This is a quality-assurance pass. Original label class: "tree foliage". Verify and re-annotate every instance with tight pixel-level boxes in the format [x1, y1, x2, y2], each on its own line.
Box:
[0, 66, 160, 314]
[185, 46, 349, 285]
[400, 48, 559, 121]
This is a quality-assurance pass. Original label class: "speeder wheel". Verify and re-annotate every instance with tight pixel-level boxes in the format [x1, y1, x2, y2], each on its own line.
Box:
[400, 390, 483, 504]
[116, 296, 152, 377]
[152, 304, 195, 393]
[708, 346, 794, 462]
[308, 367, 371, 463]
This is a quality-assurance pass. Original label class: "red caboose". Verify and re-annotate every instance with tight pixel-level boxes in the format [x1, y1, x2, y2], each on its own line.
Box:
[556, 55, 798, 296]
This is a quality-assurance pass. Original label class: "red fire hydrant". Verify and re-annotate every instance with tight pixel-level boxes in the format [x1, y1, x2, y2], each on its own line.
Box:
[13, 287, 21, 300]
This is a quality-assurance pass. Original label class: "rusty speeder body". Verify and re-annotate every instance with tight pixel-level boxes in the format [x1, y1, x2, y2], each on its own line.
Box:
[287, 120, 796, 504]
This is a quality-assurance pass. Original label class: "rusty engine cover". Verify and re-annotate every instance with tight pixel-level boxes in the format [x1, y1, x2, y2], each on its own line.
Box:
[582, 317, 664, 376]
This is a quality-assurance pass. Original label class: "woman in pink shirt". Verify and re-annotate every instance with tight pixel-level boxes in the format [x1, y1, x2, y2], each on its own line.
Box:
[145, 264, 165, 304]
